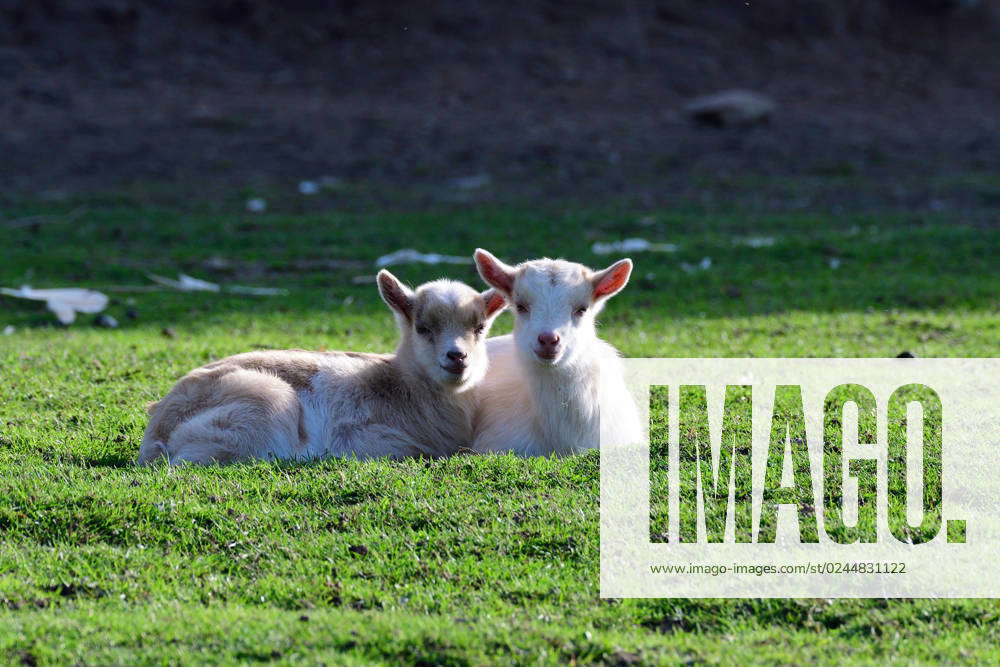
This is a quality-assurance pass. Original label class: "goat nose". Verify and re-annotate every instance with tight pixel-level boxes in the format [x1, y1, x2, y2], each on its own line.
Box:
[446, 349, 467, 361]
[537, 332, 560, 347]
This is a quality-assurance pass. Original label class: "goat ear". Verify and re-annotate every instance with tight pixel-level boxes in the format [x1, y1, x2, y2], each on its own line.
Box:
[377, 270, 414, 321]
[592, 258, 633, 301]
[481, 288, 507, 319]
[474, 248, 516, 295]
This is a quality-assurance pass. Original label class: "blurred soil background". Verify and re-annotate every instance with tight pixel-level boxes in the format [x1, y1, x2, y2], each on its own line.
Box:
[1, 0, 998, 210]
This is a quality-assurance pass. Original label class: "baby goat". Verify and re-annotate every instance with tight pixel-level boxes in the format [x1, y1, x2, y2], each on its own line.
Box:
[471, 249, 642, 456]
[138, 271, 506, 465]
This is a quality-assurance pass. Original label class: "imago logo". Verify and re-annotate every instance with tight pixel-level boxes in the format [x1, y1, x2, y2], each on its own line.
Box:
[600, 359, 1000, 598]
[649, 383, 961, 546]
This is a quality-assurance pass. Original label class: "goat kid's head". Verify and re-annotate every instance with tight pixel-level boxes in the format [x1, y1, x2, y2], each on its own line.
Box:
[377, 270, 506, 390]
[474, 249, 632, 367]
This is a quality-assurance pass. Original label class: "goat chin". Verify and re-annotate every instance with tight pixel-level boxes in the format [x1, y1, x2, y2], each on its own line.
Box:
[471, 334, 642, 457]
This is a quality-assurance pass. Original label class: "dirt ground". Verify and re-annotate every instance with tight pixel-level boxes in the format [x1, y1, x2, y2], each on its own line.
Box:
[2, 1, 999, 208]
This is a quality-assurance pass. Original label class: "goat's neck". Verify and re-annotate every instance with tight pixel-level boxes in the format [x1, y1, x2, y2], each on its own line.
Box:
[514, 342, 602, 453]
[519, 340, 601, 417]
[391, 338, 419, 381]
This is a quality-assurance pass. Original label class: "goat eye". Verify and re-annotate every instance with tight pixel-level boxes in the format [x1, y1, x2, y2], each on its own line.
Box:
[474, 324, 485, 335]
[574, 306, 587, 317]
[516, 303, 529, 314]
[415, 325, 431, 336]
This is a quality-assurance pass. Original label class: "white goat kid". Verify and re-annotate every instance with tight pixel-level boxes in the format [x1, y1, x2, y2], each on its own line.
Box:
[138, 271, 506, 465]
[471, 249, 642, 456]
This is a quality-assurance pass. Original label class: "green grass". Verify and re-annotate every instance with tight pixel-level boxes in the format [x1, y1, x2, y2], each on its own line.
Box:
[1, 191, 999, 664]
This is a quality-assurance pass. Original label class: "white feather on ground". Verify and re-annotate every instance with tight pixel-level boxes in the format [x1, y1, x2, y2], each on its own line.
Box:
[591, 238, 678, 255]
[375, 249, 471, 268]
[0, 286, 109, 324]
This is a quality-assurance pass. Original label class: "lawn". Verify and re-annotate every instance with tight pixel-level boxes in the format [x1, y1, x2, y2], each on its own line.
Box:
[1, 186, 999, 664]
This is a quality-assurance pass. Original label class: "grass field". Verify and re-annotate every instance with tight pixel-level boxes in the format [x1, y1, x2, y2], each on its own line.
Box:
[2, 187, 999, 664]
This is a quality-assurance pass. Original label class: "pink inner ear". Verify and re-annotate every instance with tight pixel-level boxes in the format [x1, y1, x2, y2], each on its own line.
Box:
[484, 291, 506, 316]
[593, 262, 631, 299]
[379, 276, 412, 320]
[476, 252, 514, 293]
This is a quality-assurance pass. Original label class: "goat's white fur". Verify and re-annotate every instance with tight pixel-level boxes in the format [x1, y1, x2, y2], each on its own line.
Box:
[138, 272, 505, 465]
[471, 250, 642, 456]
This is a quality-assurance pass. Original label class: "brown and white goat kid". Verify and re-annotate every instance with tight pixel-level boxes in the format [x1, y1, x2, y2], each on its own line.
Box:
[471, 249, 642, 456]
[138, 271, 506, 465]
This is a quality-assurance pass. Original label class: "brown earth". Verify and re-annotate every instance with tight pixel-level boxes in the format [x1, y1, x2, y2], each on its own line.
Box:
[2, 1, 999, 208]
